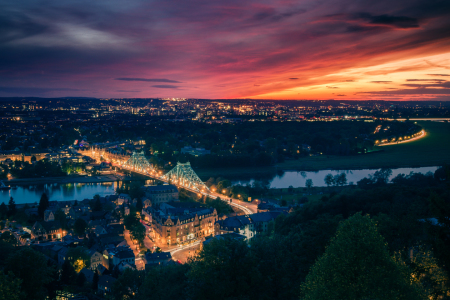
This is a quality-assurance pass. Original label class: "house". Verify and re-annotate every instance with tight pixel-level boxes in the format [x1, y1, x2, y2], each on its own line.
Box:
[106, 224, 125, 236]
[93, 226, 107, 237]
[102, 246, 134, 270]
[143, 252, 172, 269]
[250, 212, 285, 235]
[31, 221, 64, 241]
[150, 202, 217, 245]
[58, 247, 69, 265]
[117, 194, 131, 205]
[80, 268, 94, 283]
[117, 261, 136, 273]
[142, 185, 178, 205]
[143, 198, 152, 208]
[44, 209, 55, 222]
[98, 275, 116, 295]
[215, 215, 254, 240]
[97, 264, 108, 276]
[111, 249, 135, 268]
[89, 250, 103, 270]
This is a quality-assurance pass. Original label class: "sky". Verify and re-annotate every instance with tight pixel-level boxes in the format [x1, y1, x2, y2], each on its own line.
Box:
[1, 0, 450, 100]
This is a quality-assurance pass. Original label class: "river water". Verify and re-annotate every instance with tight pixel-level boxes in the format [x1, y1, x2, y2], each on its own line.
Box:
[232, 166, 438, 189]
[1, 166, 439, 204]
[1, 182, 118, 205]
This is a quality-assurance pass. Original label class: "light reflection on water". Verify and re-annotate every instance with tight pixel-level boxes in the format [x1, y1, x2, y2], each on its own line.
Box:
[0, 182, 117, 204]
[232, 166, 439, 188]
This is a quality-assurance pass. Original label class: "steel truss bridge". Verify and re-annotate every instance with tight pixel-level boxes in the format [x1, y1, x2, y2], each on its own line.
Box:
[121, 151, 254, 214]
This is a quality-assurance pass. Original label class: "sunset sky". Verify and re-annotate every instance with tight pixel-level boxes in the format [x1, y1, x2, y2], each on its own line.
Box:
[1, 0, 450, 100]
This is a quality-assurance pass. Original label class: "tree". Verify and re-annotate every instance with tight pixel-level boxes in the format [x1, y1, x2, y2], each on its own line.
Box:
[0, 231, 17, 245]
[129, 181, 145, 200]
[61, 260, 76, 285]
[373, 168, 393, 185]
[92, 272, 99, 290]
[324, 173, 334, 188]
[92, 195, 102, 212]
[67, 247, 91, 272]
[136, 198, 143, 212]
[305, 179, 313, 190]
[73, 218, 87, 237]
[110, 269, 145, 300]
[38, 193, 49, 219]
[5, 247, 53, 300]
[301, 213, 424, 300]
[76, 272, 86, 287]
[0, 202, 7, 219]
[0, 272, 24, 300]
[187, 238, 255, 300]
[130, 223, 146, 246]
[334, 173, 347, 186]
[8, 197, 16, 217]
[54, 209, 67, 229]
[30, 155, 36, 162]
[139, 264, 190, 300]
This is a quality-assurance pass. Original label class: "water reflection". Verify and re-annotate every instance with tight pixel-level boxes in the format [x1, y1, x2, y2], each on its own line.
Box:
[232, 166, 438, 188]
[0, 182, 117, 204]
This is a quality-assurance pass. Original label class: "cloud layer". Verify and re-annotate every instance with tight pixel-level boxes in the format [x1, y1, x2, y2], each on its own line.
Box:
[0, 0, 449, 100]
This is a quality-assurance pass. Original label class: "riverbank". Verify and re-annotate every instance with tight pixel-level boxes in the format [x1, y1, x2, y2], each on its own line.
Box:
[195, 121, 449, 178]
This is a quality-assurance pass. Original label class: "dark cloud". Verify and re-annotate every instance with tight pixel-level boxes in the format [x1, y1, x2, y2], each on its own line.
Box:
[115, 78, 182, 83]
[370, 81, 392, 83]
[0, 86, 82, 93]
[336, 94, 346, 96]
[361, 88, 450, 95]
[254, 84, 260, 86]
[427, 74, 450, 76]
[289, 78, 299, 80]
[324, 12, 420, 29]
[251, 8, 306, 23]
[362, 13, 419, 29]
[116, 90, 141, 92]
[402, 81, 450, 88]
[326, 86, 339, 89]
[151, 85, 179, 89]
[406, 79, 446, 81]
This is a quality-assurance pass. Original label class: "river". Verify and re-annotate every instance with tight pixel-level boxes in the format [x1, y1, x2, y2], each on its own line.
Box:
[1, 166, 439, 204]
[1, 182, 118, 205]
[232, 166, 439, 188]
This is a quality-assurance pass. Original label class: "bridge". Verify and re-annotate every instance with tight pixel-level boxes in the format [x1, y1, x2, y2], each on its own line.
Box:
[121, 152, 255, 214]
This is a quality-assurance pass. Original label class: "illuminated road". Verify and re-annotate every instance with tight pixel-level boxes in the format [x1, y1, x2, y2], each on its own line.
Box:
[169, 240, 202, 263]
[377, 129, 426, 146]
[116, 164, 257, 215]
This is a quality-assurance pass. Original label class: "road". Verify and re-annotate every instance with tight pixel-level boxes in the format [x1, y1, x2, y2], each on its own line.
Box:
[116, 164, 258, 215]
[169, 240, 202, 263]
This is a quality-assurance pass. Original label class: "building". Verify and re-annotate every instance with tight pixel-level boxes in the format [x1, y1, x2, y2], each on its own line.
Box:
[150, 202, 217, 246]
[215, 215, 254, 240]
[31, 221, 64, 241]
[181, 146, 211, 156]
[98, 275, 116, 296]
[89, 250, 103, 270]
[143, 252, 172, 269]
[142, 185, 178, 205]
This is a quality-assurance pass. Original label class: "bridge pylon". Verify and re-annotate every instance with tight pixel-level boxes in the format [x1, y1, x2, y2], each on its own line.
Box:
[121, 151, 155, 174]
[161, 161, 209, 192]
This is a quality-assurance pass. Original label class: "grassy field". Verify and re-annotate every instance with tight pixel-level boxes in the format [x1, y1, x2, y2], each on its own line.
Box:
[195, 121, 450, 178]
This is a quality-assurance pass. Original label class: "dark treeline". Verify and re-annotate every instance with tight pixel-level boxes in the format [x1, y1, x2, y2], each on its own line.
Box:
[101, 166, 450, 300]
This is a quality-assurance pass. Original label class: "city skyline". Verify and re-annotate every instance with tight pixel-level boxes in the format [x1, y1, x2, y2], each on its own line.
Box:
[1, 0, 450, 100]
